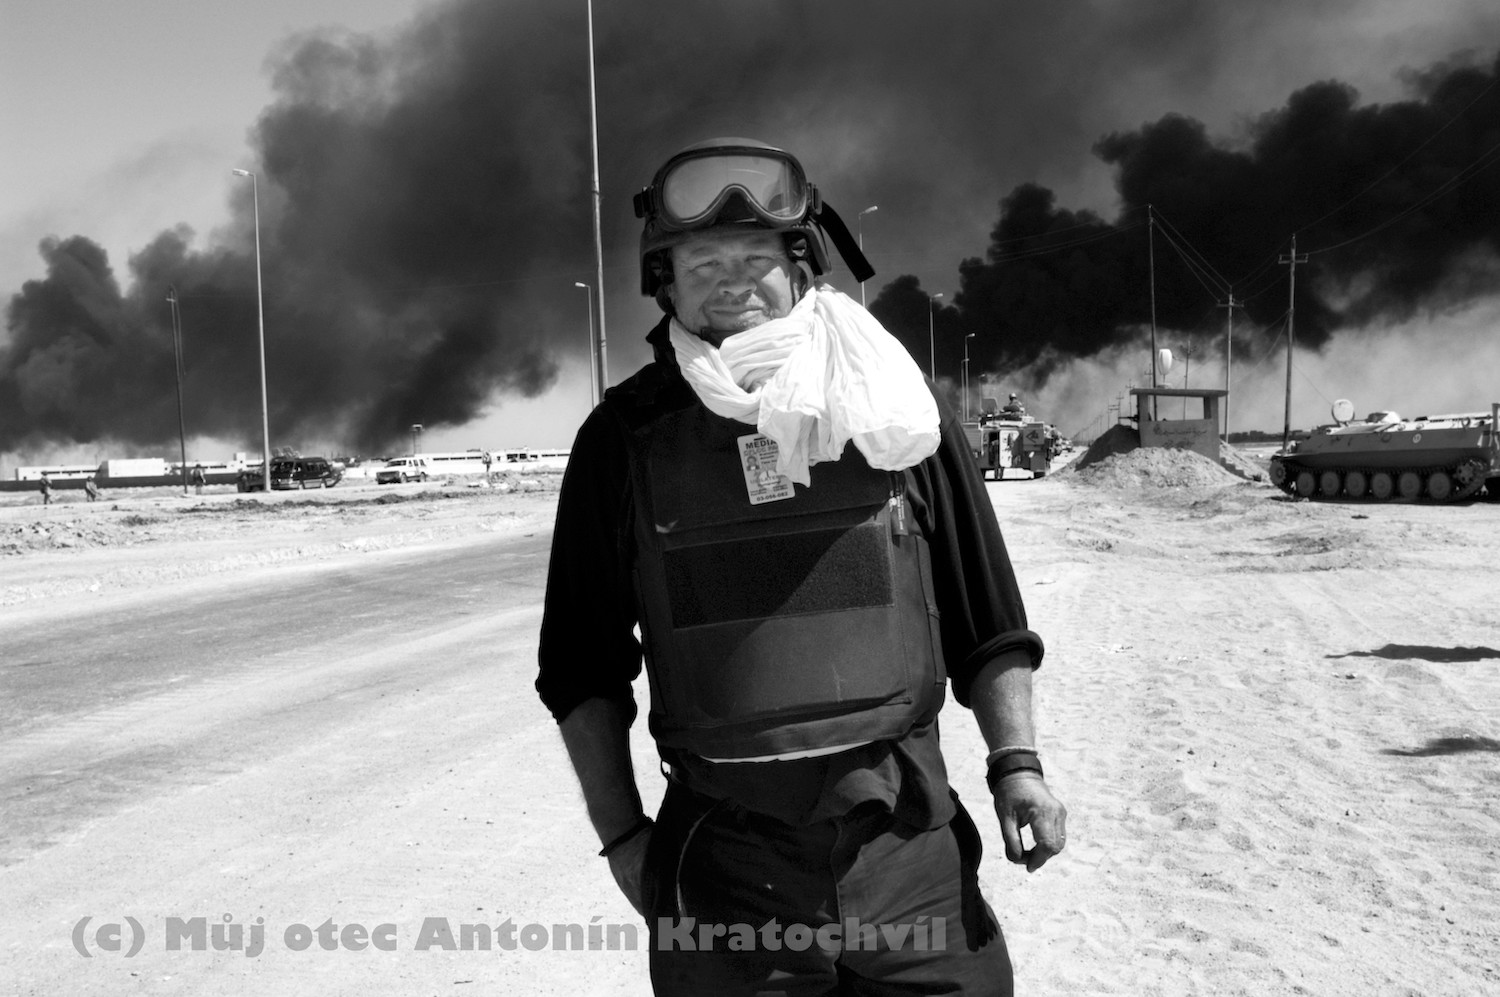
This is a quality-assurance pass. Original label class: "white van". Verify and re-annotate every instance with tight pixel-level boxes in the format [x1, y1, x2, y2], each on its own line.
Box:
[375, 456, 430, 484]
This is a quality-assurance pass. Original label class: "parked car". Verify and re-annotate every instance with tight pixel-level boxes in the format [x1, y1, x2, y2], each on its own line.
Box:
[236, 469, 267, 492]
[376, 457, 430, 484]
[270, 456, 343, 490]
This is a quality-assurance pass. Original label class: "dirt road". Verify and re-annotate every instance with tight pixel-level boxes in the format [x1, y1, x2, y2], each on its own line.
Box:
[2, 467, 1497, 995]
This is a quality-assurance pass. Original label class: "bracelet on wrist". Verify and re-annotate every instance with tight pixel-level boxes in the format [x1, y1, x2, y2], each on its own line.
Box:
[984, 744, 1038, 767]
[986, 750, 1043, 793]
[598, 815, 653, 858]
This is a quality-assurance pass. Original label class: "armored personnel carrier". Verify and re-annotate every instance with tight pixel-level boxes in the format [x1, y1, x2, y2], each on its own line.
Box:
[962, 393, 1055, 480]
[1269, 400, 1500, 502]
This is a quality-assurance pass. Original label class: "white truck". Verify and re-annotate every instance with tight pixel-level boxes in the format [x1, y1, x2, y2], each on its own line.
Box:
[375, 456, 430, 484]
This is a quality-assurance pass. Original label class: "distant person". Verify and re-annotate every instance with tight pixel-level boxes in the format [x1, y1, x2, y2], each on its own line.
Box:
[40, 473, 53, 506]
[84, 476, 100, 502]
[482, 449, 494, 482]
[190, 464, 206, 494]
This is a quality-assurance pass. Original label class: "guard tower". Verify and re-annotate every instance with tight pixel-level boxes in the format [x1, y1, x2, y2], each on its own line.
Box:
[1128, 388, 1228, 464]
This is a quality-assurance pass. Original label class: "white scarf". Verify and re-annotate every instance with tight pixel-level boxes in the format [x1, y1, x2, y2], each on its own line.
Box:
[669, 283, 941, 486]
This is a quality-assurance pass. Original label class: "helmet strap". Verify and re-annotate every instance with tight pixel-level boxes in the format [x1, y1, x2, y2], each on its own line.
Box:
[810, 202, 875, 284]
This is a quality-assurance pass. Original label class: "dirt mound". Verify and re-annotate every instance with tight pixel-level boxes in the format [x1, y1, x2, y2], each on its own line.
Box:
[1070, 448, 1245, 489]
[1073, 424, 1141, 470]
[1220, 440, 1270, 478]
[1063, 426, 1244, 489]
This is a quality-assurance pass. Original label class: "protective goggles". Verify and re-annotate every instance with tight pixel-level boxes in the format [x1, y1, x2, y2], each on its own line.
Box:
[634, 145, 818, 230]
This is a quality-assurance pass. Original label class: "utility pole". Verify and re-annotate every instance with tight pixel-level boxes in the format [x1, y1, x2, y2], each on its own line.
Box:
[1218, 292, 1239, 441]
[927, 292, 944, 379]
[166, 286, 189, 494]
[1278, 236, 1307, 452]
[1147, 205, 1159, 419]
[231, 169, 272, 493]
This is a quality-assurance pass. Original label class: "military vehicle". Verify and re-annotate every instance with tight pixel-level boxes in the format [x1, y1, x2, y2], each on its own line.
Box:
[1269, 400, 1500, 502]
[963, 392, 1055, 480]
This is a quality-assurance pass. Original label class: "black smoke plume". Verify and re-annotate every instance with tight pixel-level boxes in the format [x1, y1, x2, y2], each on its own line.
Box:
[873, 50, 1500, 390]
[3, 1, 589, 454]
[4, 0, 1498, 452]
[1, 0, 1184, 453]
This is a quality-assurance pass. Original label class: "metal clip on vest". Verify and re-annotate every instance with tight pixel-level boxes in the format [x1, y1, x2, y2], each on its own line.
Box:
[888, 472, 910, 537]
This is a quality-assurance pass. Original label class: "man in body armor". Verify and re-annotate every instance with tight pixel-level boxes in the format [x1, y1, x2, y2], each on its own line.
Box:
[537, 139, 1066, 995]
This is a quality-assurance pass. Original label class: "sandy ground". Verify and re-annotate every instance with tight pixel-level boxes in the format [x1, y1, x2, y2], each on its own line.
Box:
[0, 470, 561, 608]
[3, 453, 1499, 995]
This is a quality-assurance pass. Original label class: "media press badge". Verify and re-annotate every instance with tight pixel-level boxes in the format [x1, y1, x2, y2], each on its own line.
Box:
[738, 433, 794, 505]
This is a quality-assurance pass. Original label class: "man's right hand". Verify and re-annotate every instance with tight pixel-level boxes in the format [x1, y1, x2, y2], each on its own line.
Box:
[993, 771, 1067, 872]
[606, 826, 654, 918]
[557, 699, 653, 916]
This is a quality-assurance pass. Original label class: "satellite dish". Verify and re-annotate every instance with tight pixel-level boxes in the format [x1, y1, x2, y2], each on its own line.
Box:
[1331, 399, 1355, 425]
[1158, 348, 1174, 375]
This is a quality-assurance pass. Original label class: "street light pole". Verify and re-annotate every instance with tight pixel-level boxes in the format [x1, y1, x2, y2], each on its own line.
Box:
[232, 168, 272, 493]
[584, 0, 608, 398]
[574, 281, 598, 410]
[857, 205, 878, 309]
[927, 292, 944, 380]
[1219, 293, 1239, 442]
[962, 333, 975, 421]
[166, 286, 189, 495]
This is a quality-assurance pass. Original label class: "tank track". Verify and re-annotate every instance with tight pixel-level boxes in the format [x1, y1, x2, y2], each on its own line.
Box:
[1269, 456, 1497, 503]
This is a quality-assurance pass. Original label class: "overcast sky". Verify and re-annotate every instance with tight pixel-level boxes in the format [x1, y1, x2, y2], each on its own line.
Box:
[3, 0, 1498, 460]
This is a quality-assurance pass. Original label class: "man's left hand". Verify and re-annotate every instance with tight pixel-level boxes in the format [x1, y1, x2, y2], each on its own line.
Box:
[992, 772, 1067, 872]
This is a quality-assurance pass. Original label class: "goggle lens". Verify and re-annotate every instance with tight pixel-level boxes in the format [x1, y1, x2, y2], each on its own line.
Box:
[660, 153, 808, 225]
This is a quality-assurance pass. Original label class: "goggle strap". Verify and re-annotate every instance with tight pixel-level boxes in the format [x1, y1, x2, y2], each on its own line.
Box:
[813, 202, 875, 284]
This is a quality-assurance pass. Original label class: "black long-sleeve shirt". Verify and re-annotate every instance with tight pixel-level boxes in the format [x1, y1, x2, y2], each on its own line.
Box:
[536, 318, 1043, 826]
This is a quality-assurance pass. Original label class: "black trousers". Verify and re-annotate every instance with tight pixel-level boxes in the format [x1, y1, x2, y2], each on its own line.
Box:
[644, 782, 1013, 996]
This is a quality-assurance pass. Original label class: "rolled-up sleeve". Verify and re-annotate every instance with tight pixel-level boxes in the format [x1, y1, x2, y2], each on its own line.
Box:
[907, 396, 1044, 707]
[535, 405, 644, 724]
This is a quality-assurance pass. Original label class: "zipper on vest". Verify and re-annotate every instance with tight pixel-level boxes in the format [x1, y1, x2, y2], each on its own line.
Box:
[888, 472, 910, 537]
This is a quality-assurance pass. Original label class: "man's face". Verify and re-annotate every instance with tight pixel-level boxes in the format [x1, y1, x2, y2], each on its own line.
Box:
[667, 229, 801, 345]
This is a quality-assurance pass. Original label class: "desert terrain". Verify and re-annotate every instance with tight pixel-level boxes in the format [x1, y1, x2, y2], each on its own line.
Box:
[2, 449, 1497, 996]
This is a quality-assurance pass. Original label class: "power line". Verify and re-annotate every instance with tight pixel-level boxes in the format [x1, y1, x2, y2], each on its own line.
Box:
[1294, 361, 1335, 407]
[1298, 72, 1500, 240]
[1306, 136, 1500, 256]
[1230, 248, 1286, 297]
[1234, 262, 1290, 306]
[1152, 221, 1230, 302]
[985, 219, 1146, 264]
[1145, 68, 1500, 291]
[1151, 210, 1232, 295]
[1225, 311, 1289, 391]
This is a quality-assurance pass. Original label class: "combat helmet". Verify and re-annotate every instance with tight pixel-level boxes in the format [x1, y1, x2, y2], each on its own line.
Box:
[634, 138, 874, 300]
